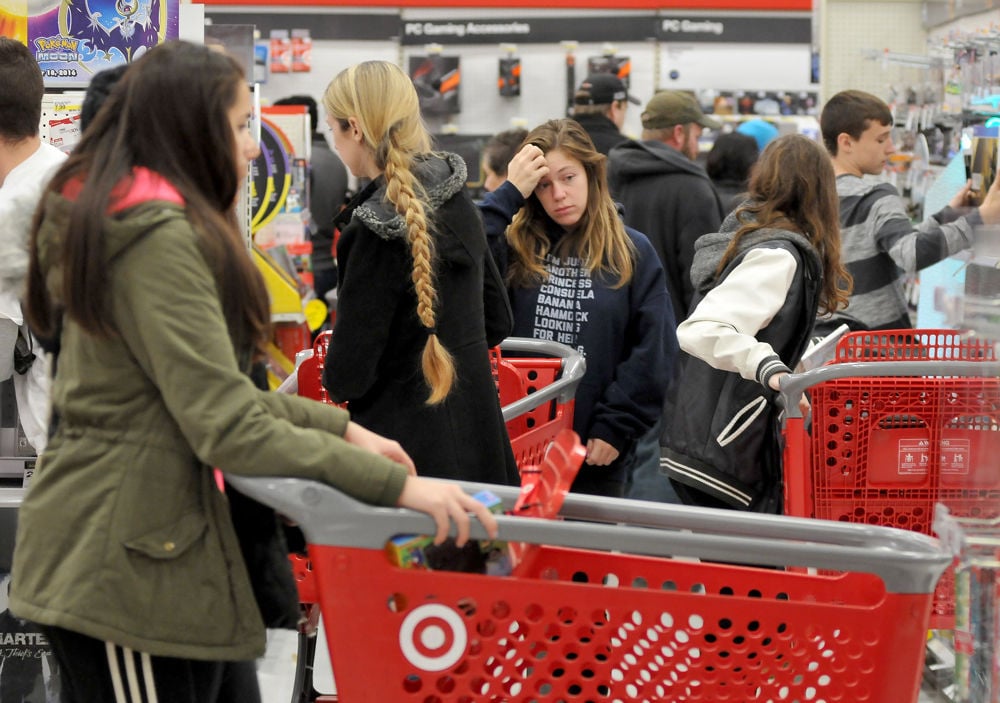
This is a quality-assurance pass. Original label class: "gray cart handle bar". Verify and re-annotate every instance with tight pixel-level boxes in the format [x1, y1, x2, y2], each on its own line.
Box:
[495, 338, 586, 423]
[780, 360, 1000, 419]
[225, 475, 949, 594]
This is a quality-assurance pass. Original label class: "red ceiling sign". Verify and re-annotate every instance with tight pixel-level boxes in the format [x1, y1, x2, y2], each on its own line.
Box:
[202, 0, 811, 9]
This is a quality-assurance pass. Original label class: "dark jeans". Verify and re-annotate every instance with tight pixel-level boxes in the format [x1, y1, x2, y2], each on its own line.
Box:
[624, 419, 681, 504]
[571, 473, 625, 498]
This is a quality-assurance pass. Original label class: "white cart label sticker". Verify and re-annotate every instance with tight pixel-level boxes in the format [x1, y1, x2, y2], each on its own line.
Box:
[897, 438, 972, 475]
[940, 438, 971, 475]
[898, 439, 930, 475]
[398, 604, 467, 672]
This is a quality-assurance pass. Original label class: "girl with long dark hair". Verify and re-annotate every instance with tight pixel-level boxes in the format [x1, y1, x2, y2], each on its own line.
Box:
[661, 134, 852, 512]
[10, 42, 495, 703]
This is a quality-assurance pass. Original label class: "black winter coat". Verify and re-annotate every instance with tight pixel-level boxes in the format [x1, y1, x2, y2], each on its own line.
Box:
[572, 114, 627, 156]
[608, 139, 725, 316]
[661, 225, 821, 511]
[323, 153, 519, 486]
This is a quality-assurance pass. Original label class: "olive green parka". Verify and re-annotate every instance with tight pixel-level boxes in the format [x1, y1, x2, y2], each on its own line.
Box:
[10, 185, 407, 661]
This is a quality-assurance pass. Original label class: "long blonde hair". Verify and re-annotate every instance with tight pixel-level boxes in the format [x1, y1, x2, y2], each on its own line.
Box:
[507, 119, 635, 288]
[323, 61, 455, 404]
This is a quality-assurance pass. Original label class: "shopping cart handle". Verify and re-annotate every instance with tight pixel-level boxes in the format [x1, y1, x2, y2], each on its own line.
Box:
[455, 478, 939, 550]
[498, 338, 586, 422]
[223, 474, 950, 595]
[779, 359, 1000, 418]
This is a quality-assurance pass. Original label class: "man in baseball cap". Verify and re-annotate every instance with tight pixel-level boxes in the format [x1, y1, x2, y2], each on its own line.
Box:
[607, 88, 725, 507]
[638, 90, 722, 160]
[571, 73, 640, 156]
[608, 87, 725, 337]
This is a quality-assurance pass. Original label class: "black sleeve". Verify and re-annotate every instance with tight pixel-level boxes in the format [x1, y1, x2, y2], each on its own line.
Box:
[483, 243, 513, 347]
[321, 225, 407, 401]
[477, 181, 525, 276]
[676, 182, 725, 311]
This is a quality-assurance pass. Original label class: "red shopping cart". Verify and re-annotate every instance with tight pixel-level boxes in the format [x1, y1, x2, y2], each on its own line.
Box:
[281, 334, 584, 701]
[227, 431, 950, 703]
[780, 329, 1000, 629]
[490, 338, 584, 469]
[289, 332, 585, 470]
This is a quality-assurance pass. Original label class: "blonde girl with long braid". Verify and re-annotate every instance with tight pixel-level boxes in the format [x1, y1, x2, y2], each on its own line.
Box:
[321, 61, 519, 486]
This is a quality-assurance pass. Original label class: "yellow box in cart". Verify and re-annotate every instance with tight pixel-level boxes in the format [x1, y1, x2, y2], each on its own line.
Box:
[384, 490, 509, 573]
[384, 532, 433, 570]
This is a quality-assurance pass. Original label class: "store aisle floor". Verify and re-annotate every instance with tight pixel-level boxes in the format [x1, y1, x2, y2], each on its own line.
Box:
[258, 623, 336, 702]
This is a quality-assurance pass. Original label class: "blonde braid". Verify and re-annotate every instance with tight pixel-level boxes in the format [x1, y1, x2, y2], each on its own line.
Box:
[383, 139, 456, 404]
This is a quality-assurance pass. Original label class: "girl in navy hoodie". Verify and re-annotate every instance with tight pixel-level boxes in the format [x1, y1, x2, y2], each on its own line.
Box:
[481, 119, 676, 497]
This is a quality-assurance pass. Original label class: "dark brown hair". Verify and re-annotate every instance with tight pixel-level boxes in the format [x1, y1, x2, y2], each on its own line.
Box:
[721, 134, 852, 315]
[706, 132, 758, 184]
[820, 90, 893, 157]
[26, 41, 270, 359]
[483, 128, 528, 179]
[0, 37, 44, 142]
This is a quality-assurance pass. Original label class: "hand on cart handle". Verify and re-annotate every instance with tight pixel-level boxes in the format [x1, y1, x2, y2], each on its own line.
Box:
[344, 421, 417, 476]
[770, 372, 810, 418]
[396, 477, 500, 547]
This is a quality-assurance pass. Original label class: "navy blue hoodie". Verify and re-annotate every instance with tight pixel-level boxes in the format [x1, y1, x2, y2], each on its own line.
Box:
[480, 182, 677, 485]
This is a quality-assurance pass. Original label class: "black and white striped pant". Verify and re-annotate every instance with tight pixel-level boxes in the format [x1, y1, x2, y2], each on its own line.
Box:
[42, 626, 261, 703]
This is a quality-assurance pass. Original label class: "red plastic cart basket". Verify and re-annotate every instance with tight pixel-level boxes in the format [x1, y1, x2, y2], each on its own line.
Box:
[288, 332, 585, 472]
[780, 329, 1000, 630]
[227, 441, 950, 703]
[281, 335, 584, 701]
[491, 338, 584, 469]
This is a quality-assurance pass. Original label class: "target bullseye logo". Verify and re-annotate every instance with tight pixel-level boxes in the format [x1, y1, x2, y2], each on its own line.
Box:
[399, 604, 468, 671]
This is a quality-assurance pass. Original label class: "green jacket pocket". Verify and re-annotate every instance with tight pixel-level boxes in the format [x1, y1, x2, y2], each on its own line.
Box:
[123, 512, 207, 560]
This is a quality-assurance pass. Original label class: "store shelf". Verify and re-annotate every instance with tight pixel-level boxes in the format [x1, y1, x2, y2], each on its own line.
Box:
[252, 245, 306, 323]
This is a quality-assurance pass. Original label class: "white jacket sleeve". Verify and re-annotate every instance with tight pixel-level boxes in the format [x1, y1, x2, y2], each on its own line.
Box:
[677, 247, 797, 383]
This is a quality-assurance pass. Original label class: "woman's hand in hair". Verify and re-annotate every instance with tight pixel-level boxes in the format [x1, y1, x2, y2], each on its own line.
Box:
[584, 438, 619, 466]
[344, 421, 417, 476]
[397, 477, 499, 546]
[506, 144, 549, 198]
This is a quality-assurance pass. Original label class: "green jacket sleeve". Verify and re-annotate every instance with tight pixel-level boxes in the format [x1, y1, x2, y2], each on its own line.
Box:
[257, 391, 350, 436]
[110, 220, 407, 507]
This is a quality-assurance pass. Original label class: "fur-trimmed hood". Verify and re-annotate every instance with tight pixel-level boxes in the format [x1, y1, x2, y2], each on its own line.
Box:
[352, 152, 467, 240]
